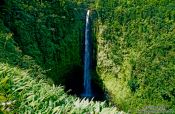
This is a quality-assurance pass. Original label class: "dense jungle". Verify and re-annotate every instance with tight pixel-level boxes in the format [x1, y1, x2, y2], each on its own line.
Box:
[0, 0, 175, 113]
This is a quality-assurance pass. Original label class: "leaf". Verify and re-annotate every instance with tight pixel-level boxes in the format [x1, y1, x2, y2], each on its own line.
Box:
[0, 95, 7, 102]
[52, 106, 61, 113]
[0, 77, 9, 85]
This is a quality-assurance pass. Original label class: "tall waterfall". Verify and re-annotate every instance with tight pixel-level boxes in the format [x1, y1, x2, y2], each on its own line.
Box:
[82, 10, 92, 97]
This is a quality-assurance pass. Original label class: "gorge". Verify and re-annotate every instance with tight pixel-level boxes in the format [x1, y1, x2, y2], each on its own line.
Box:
[0, 0, 175, 113]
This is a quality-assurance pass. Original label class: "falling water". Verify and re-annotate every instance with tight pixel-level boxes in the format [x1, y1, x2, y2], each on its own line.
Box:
[82, 10, 92, 97]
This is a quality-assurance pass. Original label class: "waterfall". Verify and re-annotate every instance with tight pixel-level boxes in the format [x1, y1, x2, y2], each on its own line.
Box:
[82, 10, 93, 97]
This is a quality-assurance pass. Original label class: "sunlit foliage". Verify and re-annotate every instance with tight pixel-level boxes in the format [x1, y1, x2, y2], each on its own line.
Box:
[94, 0, 175, 112]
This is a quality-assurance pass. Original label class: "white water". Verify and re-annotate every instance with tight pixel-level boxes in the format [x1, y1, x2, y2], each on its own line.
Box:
[82, 10, 92, 97]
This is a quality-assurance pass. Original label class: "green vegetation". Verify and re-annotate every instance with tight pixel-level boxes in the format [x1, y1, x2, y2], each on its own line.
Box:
[2, 0, 85, 84]
[0, 62, 119, 113]
[0, 6, 122, 114]
[0, 0, 175, 113]
[93, 0, 175, 112]
[0, 0, 124, 113]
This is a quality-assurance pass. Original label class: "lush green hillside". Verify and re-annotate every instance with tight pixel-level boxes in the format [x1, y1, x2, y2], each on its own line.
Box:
[0, 15, 117, 113]
[0, 9, 122, 114]
[2, 0, 86, 84]
[1, 0, 175, 113]
[0, 0, 123, 113]
[93, 0, 175, 112]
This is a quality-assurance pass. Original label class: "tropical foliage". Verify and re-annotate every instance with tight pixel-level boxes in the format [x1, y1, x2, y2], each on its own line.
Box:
[0, 0, 175, 113]
[94, 0, 175, 112]
[2, 0, 86, 84]
[0, 17, 122, 113]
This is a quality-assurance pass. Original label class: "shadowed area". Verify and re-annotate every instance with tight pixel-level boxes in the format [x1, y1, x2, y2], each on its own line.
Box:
[64, 66, 106, 101]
